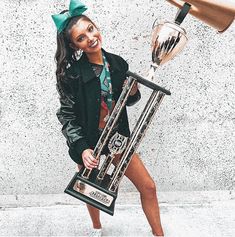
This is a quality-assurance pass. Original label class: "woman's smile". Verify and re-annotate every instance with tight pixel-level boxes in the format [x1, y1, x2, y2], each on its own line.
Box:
[89, 39, 99, 48]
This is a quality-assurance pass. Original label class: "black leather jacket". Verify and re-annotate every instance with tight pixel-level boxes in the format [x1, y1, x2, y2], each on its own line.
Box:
[56, 49, 141, 165]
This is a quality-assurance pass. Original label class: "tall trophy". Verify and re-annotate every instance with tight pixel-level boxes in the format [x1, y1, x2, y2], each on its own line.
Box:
[64, 1, 234, 215]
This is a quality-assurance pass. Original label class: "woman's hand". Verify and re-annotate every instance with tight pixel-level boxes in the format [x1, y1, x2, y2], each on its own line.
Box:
[82, 149, 99, 170]
[123, 80, 139, 96]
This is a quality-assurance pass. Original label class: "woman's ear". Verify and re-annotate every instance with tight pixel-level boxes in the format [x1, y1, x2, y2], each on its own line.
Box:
[69, 42, 78, 51]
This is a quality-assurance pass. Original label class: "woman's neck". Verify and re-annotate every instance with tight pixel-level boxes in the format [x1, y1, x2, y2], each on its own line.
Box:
[86, 50, 103, 65]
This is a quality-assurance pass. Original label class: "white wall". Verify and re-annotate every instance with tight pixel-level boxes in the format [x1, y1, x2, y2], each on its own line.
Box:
[0, 0, 234, 195]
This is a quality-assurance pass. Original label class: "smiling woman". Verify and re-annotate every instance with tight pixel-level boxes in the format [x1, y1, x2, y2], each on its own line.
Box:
[67, 17, 103, 61]
[54, 13, 103, 82]
[52, 0, 164, 236]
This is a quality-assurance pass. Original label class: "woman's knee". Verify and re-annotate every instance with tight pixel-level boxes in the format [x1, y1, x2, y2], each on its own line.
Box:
[140, 179, 157, 197]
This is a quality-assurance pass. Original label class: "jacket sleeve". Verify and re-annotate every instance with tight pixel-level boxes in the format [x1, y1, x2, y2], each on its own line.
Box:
[121, 58, 141, 106]
[56, 81, 90, 163]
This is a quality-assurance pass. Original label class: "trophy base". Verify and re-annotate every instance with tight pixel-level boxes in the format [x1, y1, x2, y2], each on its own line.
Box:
[64, 168, 117, 216]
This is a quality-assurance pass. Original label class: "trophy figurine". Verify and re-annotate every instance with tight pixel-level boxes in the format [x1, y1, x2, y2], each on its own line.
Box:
[64, 1, 234, 215]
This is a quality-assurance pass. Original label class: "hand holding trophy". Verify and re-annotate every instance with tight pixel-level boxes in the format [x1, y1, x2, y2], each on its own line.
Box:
[166, 0, 235, 32]
[149, 0, 235, 80]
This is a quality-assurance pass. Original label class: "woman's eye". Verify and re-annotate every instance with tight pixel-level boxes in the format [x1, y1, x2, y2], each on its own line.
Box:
[77, 35, 85, 42]
[88, 25, 94, 32]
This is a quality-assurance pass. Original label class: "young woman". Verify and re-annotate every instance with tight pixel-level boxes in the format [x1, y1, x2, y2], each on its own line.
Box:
[52, 0, 164, 236]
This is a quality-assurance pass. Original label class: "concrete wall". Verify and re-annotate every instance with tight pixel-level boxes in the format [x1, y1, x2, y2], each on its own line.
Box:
[0, 0, 234, 195]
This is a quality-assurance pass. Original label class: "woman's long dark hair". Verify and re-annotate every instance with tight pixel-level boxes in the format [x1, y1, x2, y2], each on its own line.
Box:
[54, 11, 96, 85]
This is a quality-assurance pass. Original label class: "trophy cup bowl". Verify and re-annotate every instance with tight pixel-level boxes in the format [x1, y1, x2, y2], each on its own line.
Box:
[151, 21, 188, 67]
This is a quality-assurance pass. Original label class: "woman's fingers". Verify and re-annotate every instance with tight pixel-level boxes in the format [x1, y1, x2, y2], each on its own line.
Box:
[122, 80, 139, 95]
[85, 162, 97, 170]
[82, 149, 99, 170]
[84, 155, 98, 169]
[87, 156, 98, 166]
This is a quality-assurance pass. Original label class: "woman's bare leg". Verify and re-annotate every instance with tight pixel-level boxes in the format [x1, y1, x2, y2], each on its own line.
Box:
[86, 204, 102, 229]
[113, 153, 164, 236]
[77, 165, 102, 229]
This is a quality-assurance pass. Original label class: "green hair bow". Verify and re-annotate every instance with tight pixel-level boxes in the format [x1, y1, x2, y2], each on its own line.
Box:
[51, 0, 87, 33]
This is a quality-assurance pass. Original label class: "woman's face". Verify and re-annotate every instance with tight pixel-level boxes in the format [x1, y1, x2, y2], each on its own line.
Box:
[69, 18, 102, 54]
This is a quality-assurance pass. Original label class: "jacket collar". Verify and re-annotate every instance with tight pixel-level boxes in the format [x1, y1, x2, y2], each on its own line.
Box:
[78, 48, 121, 84]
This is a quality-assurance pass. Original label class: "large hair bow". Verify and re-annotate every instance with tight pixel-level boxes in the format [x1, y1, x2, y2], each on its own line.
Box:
[51, 0, 87, 33]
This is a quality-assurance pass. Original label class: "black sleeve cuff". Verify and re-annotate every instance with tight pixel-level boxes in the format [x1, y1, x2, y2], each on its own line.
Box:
[74, 138, 90, 161]
[126, 89, 141, 106]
